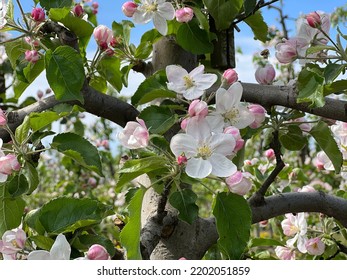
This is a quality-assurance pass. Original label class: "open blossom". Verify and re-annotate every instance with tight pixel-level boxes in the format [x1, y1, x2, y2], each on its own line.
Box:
[275, 246, 296, 260]
[170, 118, 237, 179]
[86, 244, 110, 260]
[118, 118, 149, 149]
[166, 65, 217, 100]
[0, 0, 7, 29]
[132, 0, 175, 35]
[207, 82, 254, 131]
[314, 151, 334, 171]
[255, 64, 276, 85]
[93, 25, 113, 50]
[281, 213, 308, 253]
[122, 1, 138, 17]
[225, 171, 252, 196]
[175, 7, 194, 23]
[0, 228, 26, 260]
[305, 237, 325, 255]
[28, 234, 71, 260]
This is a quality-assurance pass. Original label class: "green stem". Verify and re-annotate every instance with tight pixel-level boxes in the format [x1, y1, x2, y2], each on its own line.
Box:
[16, 0, 30, 30]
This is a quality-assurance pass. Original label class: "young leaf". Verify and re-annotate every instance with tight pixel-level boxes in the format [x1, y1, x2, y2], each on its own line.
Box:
[139, 105, 178, 135]
[244, 0, 257, 16]
[24, 162, 40, 194]
[37, 197, 112, 234]
[45, 46, 85, 103]
[0, 184, 25, 236]
[169, 189, 199, 224]
[309, 121, 343, 173]
[15, 115, 30, 144]
[40, 0, 73, 9]
[213, 192, 251, 259]
[7, 174, 29, 197]
[279, 125, 307, 151]
[29, 111, 68, 132]
[120, 187, 146, 260]
[97, 56, 122, 92]
[244, 11, 268, 43]
[51, 132, 103, 176]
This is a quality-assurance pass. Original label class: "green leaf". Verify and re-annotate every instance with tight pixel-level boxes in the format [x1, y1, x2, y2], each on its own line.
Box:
[30, 235, 54, 251]
[169, 189, 199, 224]
[37, 197, 112, 234]
[309, 121, 343, 173]
[24, 209, 45, 235]
[4, 38, 29, 68]
[97, 56, 122, 92]
[203, 0, 243, 30]
[7, 175, 29, 197]
[131, 71, 176, 106]
[306, 45, 335, 55]
[213, 192, 251, 259]
[324, 79, 347, 95]
[191, 6, 210, 32]
[24, 162, 40, 194]
[176, 19, 213, 55]
[135, 29, 161, 59]
[0, 184, 25, 236]
[244, 11, 268, 43]
[40, 0, 73, 9]
[297, 67, 325, 107]
[249, 238, 285, 248]
[89, 75, 107, 93]
[324, 64, 345, 84]
[139, 105, 178, 135]
[51, 132, 103, 176]
[112, 20, 134, 45]
[45, 46, 85, 103]
[15, 115, 30, 144]
[244, 0, 257, 15]
[117, 156, 169, 188]
[120, 187, 146, 260]
[279, 125, 307, 151]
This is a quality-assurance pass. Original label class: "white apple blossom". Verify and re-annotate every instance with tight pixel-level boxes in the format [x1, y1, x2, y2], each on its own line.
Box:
[207, 82, 255, 131]
[170, 117, 237, 179]
[281, 213, 308, 253]
[132, 0, 175, 35]
[166, 65, 217, 100]
[27, 234, 71, 260]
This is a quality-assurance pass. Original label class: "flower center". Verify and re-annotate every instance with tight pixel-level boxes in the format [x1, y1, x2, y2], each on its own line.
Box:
[144, 3, 157, 13]
[223, 108, 240, 125]
[197, 144, 212, 159]
[183, 75, 195, 89]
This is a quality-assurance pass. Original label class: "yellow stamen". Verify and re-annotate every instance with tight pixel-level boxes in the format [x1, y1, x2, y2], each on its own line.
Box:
[197, 144, 212, 159]
[183, 75, 195, 89]
[223, 108, 240, 125]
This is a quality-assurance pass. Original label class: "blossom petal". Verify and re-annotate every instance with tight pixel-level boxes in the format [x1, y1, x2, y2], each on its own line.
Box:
[170, 134, 197, 158]
[233, 106, 255, 129]
[50, 234, 71, 260]
[209, 154, 237, 177]
[185, 158, 212, 178]
[166, 65, 187, 85]
[194, 74, 218, 91]
[189, 65, 205, 78]
[209, 133, 235, 156]
[157, 2, 175, 20]
[133, 10, 153, 24]
[206, 114, 224, 133]
[297, 235, 308, 253]
[153, 13, 168, 35]
[183, 87, 204, 100]
[186, 117, 211, 143]
[27, 250, 52, 260]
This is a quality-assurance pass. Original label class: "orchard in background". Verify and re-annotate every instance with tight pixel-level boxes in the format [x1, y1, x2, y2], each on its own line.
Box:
[1, 0, 347, 260]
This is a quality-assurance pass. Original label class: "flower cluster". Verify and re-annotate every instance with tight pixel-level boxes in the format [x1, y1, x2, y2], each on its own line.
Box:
[122, 1, 194, 35]
[275, 11, 330, 64]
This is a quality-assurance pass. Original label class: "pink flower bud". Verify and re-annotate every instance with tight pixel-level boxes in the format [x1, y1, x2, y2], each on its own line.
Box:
[118, 118, 149, 149]
[180, 118, 189, 131]
[92, 2, 99, 9]
[31, 7, 45, 22]
[24, 37, 40, 48]
[222, 69, 238, 85]
[105, 48, 115, 56]
[88, 177, 97, 187]
[223, 126, 244, 152]
[86, 244, 110, 260]
[305, 237, 325, 255]
[259, 220, 268, 227]
[122, 1, 138, 17]
[306, 11, 322, 28]
[188, 100, 208, 118]
[226, 171, 252, 196]
[93, 25, 113, 49]
[101, 139, 109, 149]
[264, 148, 275, 160]
[37, 90, 44, 99]
[255, 64, 276, 85]
[110, 37, 118, 48]
[248, 104, 266, 129]
[275, 38, 307, 64]
[175, 7, 194, 23]
[25, 50, 40, 64]
[0, 154, 21, 175]
[72, 4, 84, 17]
[275, 246, 295, 260]
[0, 109, 7, 126]
[177, 155, 187, 165]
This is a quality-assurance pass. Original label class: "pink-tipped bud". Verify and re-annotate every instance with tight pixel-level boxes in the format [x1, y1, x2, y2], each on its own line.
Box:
[31, 7, 45, 22]
[181, 118, 189, 131]
[122, 1, 138, 17]
[0, 154, 21, 175]
[87, 244, 110, 260]
[223, 126, 244, 153]
[248, 104, 266, 129]
[24, 37, 40, 48]
[259, 220, 268, 227]
[265, 148, 275, 160]
[222, 69, 238, 85]
[25, 50, 40, 64]
[105, 48, 115, 56]
[92, 2, 99, 9]
[255, 64, 276, 85]
[306, 11, 322, 28]
[177, 155, 187, 165]
[88, 177, 97, 187]
[175, 7, 194, 23]
[37, 90, 44, 99]
[110, 37, 118, 48]
[72, 4, 84, 17]
[188, 100, 208, 118]
[93, 25, 113, 49]
[0, 109, 7, 126]
[226, 171, 252, 196]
